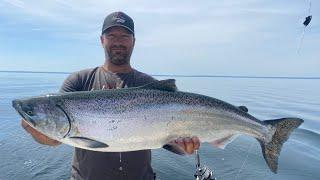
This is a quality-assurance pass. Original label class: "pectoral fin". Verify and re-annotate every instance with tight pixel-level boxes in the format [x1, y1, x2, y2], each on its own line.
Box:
[68, 137, 109, 148]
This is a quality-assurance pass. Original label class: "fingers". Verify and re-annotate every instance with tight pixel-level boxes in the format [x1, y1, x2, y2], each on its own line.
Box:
[174, 136, 201, 154]
[174, 138, 185, 149]
[21, 119, 40, 135]
[192, 136, 200, 150]
[21, 118, 43, 138]
[21, 119, 34, 133]
[183, 137, 194, 154]
[38, 134, 61, 146]
[21, 118, 28, 129]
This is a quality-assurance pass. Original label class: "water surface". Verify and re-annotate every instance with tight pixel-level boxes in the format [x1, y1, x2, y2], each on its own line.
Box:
[0, 72, 319, 180]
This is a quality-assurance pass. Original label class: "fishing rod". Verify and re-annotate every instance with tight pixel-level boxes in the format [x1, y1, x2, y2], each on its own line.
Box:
[194, 150, 216, 180]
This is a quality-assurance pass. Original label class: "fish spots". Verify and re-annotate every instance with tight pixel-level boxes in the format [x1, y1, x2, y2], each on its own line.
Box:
[166, 121, 171, 127]
[107, 119, 120, 131]
[107, 126, 118, 131]
[108, 119, 121, 124]
[88, 120, 98, 124]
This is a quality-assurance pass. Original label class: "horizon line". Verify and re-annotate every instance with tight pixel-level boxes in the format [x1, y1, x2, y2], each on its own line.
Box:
[1, 70, 320, 80]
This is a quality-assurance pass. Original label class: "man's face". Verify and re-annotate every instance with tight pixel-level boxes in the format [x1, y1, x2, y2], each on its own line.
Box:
[101, 26, 135, 65]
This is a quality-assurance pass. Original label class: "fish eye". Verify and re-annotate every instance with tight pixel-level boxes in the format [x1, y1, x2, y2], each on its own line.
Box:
[27, 110, 33, 116]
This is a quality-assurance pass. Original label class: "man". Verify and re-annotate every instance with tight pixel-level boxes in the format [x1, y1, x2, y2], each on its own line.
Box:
[21, 11, 200, 180]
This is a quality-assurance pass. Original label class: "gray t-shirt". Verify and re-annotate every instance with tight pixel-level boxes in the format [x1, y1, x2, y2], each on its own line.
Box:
[60, 67, 157, 180]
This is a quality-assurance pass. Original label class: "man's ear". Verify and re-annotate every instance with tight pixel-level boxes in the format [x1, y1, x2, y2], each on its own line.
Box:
[100, 35, 104, 46]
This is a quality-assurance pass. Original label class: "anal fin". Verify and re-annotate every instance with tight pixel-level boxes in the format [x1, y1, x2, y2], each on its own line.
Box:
[209, 134, 239, 149]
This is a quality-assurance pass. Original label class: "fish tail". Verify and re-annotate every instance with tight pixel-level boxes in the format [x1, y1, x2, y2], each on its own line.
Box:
[257, 118, 303, 173]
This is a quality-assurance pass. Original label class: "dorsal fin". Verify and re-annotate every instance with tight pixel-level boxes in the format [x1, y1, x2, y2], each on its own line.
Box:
[141, 79, 177, 92]
[238, 106, 248, 112]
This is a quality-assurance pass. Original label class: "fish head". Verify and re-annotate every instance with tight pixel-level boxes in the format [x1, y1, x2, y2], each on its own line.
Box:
[12, 95, 70, 139]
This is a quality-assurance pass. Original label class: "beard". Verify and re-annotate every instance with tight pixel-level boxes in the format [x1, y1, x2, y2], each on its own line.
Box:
[106, 45, 132, 65]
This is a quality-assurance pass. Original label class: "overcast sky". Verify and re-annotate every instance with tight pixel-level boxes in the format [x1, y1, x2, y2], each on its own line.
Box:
[0, 0, 319, 76]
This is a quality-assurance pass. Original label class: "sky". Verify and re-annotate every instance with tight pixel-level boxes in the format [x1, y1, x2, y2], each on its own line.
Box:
[0, 0, 319, 76]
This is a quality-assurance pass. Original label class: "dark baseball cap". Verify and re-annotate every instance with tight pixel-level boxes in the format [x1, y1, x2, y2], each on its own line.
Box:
[102, 11, 134, 35]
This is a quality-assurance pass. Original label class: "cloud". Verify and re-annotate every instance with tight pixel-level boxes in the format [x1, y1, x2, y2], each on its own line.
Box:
[1, 0, 316, 41]
[0, 0, 319, 75]
[3, 0, 25, 9]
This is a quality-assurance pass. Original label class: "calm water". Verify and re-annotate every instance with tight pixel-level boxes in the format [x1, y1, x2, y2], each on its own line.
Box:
[0, 72, 319, 180]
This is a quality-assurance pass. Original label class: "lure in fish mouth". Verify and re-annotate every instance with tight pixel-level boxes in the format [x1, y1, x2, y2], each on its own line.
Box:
[12, 95, 71, 139]
[12, 79, 304, 173]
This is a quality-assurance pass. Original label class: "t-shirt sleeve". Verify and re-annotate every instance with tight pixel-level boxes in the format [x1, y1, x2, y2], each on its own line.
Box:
[59, 72, 81, 93]
[134, 71, 157, 86]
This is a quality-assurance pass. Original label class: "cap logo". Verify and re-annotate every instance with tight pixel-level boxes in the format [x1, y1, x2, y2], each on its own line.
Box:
[112, 16, 125, 23]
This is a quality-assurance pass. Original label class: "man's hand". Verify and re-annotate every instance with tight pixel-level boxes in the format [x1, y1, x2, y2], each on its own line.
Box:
[21, 119, 61, 146]
[171, 136, 200, 154]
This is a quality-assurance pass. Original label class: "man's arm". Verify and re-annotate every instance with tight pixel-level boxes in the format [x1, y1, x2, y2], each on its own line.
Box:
[20, 72, 81, 146]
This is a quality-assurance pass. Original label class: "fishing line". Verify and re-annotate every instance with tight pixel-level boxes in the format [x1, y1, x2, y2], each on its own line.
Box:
[307, 0, 312, 14]
[234, 140, 254, 180]
[297, 0, 312, 54]
[297, 27, 306, 54]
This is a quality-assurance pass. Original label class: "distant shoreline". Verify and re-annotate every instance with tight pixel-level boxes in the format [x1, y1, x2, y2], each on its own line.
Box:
[1, 70, 319, 80]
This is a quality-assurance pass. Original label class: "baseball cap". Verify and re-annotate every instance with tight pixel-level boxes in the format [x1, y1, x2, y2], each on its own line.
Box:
[102, 11, 134, 35]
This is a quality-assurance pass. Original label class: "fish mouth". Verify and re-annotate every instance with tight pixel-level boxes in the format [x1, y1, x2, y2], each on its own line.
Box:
[12, 99, 36, 127]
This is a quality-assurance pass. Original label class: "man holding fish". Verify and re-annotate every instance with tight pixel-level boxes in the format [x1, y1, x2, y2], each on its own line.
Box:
[20, 11, 200, 180]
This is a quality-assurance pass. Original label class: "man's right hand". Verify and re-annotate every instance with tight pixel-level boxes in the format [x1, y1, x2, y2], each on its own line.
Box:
[21, 119, 61, 146]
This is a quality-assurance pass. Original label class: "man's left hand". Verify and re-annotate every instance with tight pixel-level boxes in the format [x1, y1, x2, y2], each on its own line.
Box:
[171, 136, 200, 154]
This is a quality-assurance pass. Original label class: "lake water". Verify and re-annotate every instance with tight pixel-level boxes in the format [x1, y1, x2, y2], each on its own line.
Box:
[0, 72, 319, 180]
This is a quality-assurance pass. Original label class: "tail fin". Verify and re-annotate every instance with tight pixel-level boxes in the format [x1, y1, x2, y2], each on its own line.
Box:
[257, 118, 303, 173]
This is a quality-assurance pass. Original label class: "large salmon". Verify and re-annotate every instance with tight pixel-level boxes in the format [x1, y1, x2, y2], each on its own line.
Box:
[12, 79, 303, 173]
